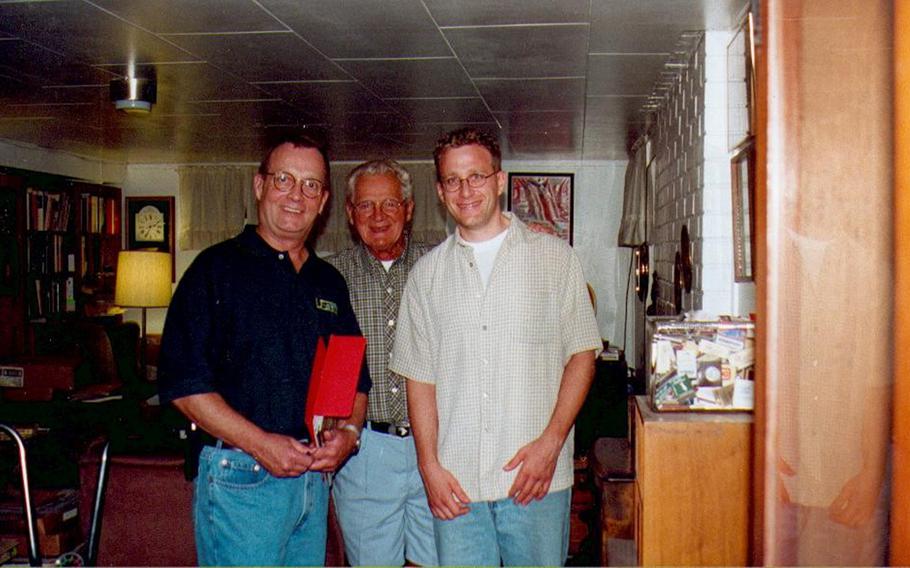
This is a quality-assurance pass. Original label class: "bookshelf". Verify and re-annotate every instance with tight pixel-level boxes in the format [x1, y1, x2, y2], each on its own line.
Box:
[0, 170, 121, 357]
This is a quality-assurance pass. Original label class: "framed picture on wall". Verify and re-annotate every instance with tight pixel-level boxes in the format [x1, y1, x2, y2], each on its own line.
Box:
[731, 139, 755, 282]
[727, 11, 756, 151]
[125, 196, 175, 280]
[507, 173, 574, 244]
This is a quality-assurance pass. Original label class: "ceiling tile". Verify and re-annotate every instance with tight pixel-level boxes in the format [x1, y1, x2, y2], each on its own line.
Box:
[425, 0, 589, 26]
[495, 110, 582, 135]
[386, 97, 493, 124]
[254, 81, 389, 121]
[590, 24, 690, 54]
[0, 40, 117, 87]
[0, 0, 748, 164]
[585, 95, 651, 125]
[90, 0, 283, 33]
[181, 100, 307, 127]
[261, 0, 450, 58]
[336, 58, 475, 98]
[444, 24, 588, 78]
[497, 109, 583, 159]
[476, 78, 584, 112]
[587, 54, 670, 96]
[162, 32, 348, 82]
[590, 0, 746, 32]
[0, 1, 196, 64]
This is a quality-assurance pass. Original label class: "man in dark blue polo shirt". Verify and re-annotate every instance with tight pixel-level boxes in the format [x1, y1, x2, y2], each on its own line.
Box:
[158, 133, 370, 566]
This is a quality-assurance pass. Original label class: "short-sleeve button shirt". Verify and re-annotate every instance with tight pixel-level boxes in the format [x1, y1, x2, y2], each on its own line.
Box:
[391, 215, 601, 502]
[328, 239, 431, 424]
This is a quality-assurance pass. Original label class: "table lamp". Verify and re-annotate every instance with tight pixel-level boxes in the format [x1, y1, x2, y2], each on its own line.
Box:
[115, 251, 172, 374]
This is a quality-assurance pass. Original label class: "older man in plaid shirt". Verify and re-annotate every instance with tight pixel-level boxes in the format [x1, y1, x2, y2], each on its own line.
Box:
[329, 159, 436, 566]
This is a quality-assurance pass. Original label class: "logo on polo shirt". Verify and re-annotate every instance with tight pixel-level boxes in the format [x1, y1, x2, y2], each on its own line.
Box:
[316, 298, 338, 314]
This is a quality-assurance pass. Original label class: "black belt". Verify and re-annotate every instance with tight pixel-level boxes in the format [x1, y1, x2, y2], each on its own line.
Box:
[197, 430, 309, 450]
[368, 421, 411, 437]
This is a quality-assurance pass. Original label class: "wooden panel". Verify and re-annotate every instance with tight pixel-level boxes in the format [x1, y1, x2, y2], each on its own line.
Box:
[892, 0, 910, 562]
[763, 1, 892, 564]
[635, 397, 752, 566]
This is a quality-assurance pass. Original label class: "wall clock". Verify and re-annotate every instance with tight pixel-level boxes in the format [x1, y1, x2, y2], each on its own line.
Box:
[635, 243, 650, 302]
[125, 196, 175, 280]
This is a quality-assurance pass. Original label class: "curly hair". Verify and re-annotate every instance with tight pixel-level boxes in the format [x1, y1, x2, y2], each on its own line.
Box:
[432, 127, 501, 178]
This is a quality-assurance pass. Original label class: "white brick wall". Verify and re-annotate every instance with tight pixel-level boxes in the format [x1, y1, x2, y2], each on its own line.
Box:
[649, 31, 741, 316]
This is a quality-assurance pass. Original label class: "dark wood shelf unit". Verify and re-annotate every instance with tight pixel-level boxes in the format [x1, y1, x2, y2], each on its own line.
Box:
[0, 169, 121, 358]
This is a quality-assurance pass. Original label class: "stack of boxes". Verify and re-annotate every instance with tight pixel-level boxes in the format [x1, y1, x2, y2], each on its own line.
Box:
[0, 489, 81, 560]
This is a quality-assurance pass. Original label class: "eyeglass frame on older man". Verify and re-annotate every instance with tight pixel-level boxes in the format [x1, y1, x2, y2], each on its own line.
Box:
[351, 198, 408, 216]
[438, 170, 500, 193]
[264, 170, 325, 198]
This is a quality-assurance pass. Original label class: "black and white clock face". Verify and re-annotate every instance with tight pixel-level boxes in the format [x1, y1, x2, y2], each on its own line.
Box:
[135, 205, 165, 242]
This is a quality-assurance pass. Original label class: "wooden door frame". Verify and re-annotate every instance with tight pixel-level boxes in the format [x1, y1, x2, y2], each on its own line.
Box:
[891, 0, 910, 563]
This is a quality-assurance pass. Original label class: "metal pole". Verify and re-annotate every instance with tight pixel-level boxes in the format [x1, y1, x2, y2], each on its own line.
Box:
[0, 423, 41, 566]
[86, 441, 111, 567]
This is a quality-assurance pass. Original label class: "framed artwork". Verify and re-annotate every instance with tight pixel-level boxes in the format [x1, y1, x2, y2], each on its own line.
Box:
[731, 139, 755, 282]
[125, 196, 175, 280]
[507, 172, 574, 244]
[726, 11, 756, 151]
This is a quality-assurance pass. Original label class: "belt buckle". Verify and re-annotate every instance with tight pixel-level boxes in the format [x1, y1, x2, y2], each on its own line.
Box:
[393, 425, 410, 437]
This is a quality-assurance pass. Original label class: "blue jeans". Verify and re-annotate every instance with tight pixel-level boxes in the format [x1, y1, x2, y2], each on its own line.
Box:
[193, 445, 329, 566]
[333, 427, 437, 566]
[434, 488, 571, 566]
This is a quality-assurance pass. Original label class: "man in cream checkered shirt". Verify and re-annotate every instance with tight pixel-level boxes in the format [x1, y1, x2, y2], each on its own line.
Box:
[391, 128, 602, 566]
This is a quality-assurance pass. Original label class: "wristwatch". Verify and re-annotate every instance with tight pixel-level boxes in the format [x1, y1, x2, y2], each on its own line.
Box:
[340, 423, 362, 455]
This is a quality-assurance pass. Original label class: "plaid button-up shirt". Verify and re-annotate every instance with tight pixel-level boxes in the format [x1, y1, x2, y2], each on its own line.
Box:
[328, 239, 432, 424]
[391, 215, 602, 502]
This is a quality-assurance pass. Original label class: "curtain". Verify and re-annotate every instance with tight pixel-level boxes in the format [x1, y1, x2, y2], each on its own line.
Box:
[177, 166, 257, 250]
[617, 138, 650, 247]
[177, 162, 447, 254]
[314, 162, 447, 253]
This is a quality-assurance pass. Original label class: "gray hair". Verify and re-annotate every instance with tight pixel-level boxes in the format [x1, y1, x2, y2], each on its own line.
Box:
[345, 159, 413, 202]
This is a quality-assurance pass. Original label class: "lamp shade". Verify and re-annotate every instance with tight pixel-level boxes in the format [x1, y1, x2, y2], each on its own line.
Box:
[115, 251, 172, 308]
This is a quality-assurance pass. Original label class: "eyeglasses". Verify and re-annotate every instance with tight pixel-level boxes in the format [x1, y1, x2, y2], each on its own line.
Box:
[265, 171, 325, 198]
[439, 170, 499, 193]
[352, 198, 407, 216]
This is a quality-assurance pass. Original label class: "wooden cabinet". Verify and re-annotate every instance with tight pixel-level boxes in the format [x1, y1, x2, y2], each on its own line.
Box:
[633, 396, 752, 566]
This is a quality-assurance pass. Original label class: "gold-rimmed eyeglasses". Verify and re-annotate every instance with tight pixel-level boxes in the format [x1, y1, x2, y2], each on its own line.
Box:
[439, 170, 499, 193]
[351, 198, 406, 216]
[265, 171, 325, 198]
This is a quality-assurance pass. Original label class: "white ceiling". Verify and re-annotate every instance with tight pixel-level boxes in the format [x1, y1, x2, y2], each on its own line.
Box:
[0, 0, 747, 165]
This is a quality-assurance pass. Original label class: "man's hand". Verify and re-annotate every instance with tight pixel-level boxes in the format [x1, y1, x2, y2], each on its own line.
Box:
[419, 461, 471, 520]
[503, 433, 562, 506]
[251, 433, 315, 477]
[309, 428, 359, 472]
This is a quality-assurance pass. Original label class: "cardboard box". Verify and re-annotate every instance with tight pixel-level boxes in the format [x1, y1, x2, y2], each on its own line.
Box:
[0, 490, 79, 536]
[0, 525, 80, 558]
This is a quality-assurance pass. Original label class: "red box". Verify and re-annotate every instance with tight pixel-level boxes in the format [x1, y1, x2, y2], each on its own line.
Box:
[1, 387, 54, 402]
[5, 355, 79, 392]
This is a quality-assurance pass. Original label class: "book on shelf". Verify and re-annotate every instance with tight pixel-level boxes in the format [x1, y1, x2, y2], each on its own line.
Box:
[26, 188, 71, 231]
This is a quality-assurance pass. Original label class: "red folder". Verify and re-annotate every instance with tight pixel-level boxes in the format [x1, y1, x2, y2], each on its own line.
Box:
[304, 335, 366, 441]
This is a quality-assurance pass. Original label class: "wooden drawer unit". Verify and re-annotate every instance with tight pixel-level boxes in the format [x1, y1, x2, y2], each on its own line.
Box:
[633, 396, 752, 566]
